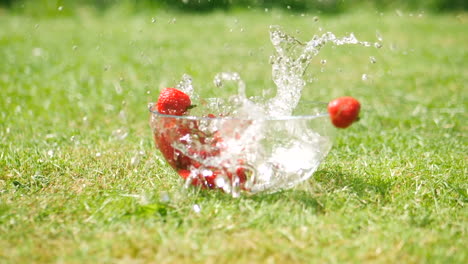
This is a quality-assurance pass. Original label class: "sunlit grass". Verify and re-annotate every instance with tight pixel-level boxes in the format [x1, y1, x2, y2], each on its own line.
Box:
[0, 9, 466, 263]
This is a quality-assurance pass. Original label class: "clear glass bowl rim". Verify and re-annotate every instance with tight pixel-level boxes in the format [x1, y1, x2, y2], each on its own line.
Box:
[148, 101, 330, 121]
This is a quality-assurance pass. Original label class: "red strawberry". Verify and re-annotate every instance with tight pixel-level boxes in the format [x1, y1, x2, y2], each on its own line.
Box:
[153, 118, 194, 170]
[328, 97, 361, 128]
[156, 88, 191, 116]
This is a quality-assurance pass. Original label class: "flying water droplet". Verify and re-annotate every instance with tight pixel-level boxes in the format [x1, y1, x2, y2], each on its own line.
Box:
[213, 72, 246, 99]
[313, 16, 319, 22]
[112, 128, 128, 140]
[151, 17, 157, 23]
[130, 156, 139, 166]
[176, 74, 198, 101]
[114, 82, 123, 94]
[58, 6, 63, 11]
[369, 56, 377, 64]
[32, 48, 43, 57]
[376, 31, 383, 42]
[192, 204, 201, 213]
[95, 152, 102, 157]
[47, 150, 54, 157]
[362, 74, 369, 81]
[160, 192, 170, 203]
[374, 42, 383, 49]
[320, 59, 327, 65]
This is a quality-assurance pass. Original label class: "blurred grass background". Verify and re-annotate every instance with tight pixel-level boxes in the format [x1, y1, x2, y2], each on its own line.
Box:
[0, 0, 466, 16]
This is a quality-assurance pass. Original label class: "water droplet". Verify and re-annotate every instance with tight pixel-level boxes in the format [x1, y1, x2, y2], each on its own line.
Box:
[287, 5, 291, 9]
[58, 6, 63, 11]
[320, 59, 327, 65]
[32, 47, 43, 57]
[72, 45, 78, 51]
[45, 134, 56, 139]
[169, 18, 176, 24]
[95, 152, 102, 157]
[130, 156, 139, 166]
[361, 74, 368, 81]
[265, 8, 269, 12]
[47, 150, 54, 157]
[146, 90, 151, 94]
[301, 13, 305, 17]
[240, 28, 245, 32]
[114, 82, 123, 94]
[313, 16, 319, 22]
[119, 110, 127, 121]
[369, 56, 377, 64]
[192, 204, 201, 213]
[374, 42, 383, 49]
[396, 9, 403, 17]
[269, 55, 275, 64]
[376, 31, 383, 42]
[160, 192, 170, 203]
[6, 127, 10, 134]
[151, 17, 157, 23]
[112, 128, 128, 140]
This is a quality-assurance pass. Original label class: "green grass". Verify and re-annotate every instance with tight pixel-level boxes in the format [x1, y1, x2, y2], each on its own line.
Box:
[0, 8, 467, 263]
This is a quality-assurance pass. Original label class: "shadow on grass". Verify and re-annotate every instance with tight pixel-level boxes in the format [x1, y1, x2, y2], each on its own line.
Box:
[245, 168, 394, 213]
[313, 169, 394, 198]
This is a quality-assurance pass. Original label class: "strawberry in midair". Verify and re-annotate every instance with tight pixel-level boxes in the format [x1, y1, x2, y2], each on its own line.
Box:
[328, 97, 361, 128]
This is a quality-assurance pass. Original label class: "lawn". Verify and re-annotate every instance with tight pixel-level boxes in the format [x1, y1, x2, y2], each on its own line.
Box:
[0, 7, 467, 263]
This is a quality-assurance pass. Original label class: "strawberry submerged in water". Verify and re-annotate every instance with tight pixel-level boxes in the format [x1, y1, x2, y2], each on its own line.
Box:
[328, 96, 361, 128]
[177, 161, 247, 190]
[152, 88, 248, 190]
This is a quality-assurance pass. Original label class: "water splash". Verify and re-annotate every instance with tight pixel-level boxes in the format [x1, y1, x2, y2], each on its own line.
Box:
[265, 25, 376, 117]
[154, 26, 376, 196]
[176, 74, 198, 102]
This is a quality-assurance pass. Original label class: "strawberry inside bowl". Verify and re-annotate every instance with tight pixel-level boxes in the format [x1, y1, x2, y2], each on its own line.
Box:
[149, 99, 335, 197]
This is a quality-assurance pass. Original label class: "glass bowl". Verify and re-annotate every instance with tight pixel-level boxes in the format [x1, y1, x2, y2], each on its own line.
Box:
[149, 100, 335, 197]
